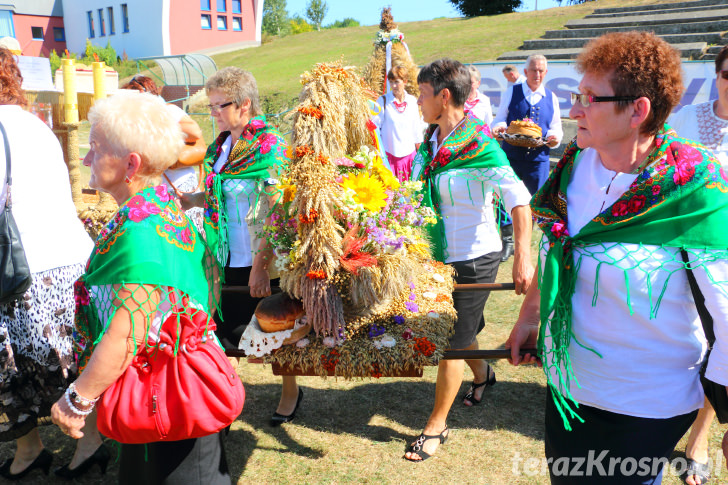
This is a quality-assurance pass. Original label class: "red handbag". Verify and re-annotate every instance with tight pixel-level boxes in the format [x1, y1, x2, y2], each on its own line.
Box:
[96, 296, 244, 444]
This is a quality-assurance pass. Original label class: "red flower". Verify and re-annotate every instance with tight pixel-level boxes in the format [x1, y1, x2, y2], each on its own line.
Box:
[211, 212, 219, 223]
[462, 141, 478, 154]
[259, 134, 278, 155]
[550, 221, 568, 239]
[669, 143, 701, 186]
[206, 173, 215, 189]
[627, 195, 647, 214]
[651, 185, 661, 195]
[611, 200, 630, 218]
[127, 195, 161, 222]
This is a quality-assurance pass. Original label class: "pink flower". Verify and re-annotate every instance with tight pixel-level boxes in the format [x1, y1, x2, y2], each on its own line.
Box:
[127, 195, 161, 222]
[708, 163, 716, 173]
[611, 200, 630, 217]
[180, 227, 193, 243]
[673, 163, 696, 186]
[154, 185, 172, 203]
[651, 185, 661, 195]
[402, 328, 413, 340]
[211, 212, 219, 223]
[480, 124, 492, 138]
[627, 195, 647, 214]
[259, 134, 278, 155]
[336, 157, 355, 167]
[249, 118, 265, 131]
[206, 173, 215, 189]
[670, 143, 701, 186]
[550, 221, 568, 239]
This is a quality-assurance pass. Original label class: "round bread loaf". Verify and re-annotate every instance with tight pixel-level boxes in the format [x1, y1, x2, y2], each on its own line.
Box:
[506, 119, 542, 138]
[255, 293, 305, 333]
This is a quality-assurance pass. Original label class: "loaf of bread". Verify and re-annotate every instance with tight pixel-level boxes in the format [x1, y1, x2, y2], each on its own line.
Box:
[506, 119, 542, 139]
[255, 293, 305, 333]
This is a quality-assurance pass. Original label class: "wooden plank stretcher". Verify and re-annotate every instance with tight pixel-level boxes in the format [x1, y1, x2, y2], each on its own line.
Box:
[223, 283, 531, 376]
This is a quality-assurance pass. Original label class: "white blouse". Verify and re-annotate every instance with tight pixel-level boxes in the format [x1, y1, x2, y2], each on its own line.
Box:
[0, 106, 92, 273]
[669, 101, 728, 165]
[374, 92, 426, 157]
[545, 147, 728, 419]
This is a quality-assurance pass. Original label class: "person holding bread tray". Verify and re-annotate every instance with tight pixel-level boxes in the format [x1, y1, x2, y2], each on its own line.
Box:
[492, 53, 562, 194]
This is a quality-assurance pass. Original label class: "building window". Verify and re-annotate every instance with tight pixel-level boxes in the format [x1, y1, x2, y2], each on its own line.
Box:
[0, 10, 14, 38]
[200, 0, 210, 10]
[217, 0, 226, 12]
[31, 26, 43, 40]
[217, 15, 227, 30]
[98, 9, 105, 36]
[121, 4, 129, 32]
[107, 7, 115, 34]
[232, 0, 241, 13]
[53, 27, 65, 41]
[232, 17, 242, 31]
[201, 14, 211, 29]
[87, 11, 95, 38]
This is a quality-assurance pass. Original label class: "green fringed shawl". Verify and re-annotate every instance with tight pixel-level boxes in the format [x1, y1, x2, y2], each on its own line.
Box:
[74, 186, 213, 370]
[202, 116, 287, 271]
[532, 126, 728, 429]
[413, 117, 510, 262]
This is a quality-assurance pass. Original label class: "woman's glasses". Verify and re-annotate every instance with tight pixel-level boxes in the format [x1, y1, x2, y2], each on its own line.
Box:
[207, 101, 234, 113]
[570, 92, 640, 108]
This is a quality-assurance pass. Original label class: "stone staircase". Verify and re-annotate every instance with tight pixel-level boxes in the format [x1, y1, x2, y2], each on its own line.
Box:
[498, 0, 728, 61]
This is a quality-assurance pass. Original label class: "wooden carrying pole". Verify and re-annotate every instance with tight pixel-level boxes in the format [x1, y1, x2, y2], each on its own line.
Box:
[221, 282, 516, 295]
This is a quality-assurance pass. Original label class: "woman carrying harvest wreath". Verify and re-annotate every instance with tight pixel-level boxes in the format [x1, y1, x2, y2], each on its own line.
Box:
[404, 58, 534, 462]
[507, 32, 728, 484]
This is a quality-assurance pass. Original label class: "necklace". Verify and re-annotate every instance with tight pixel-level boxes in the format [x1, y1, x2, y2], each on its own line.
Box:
[598, 171, 620, 214]
[393, 99, 407, 113]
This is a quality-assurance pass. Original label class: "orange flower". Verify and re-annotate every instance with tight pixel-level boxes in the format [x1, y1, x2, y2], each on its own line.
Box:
[414, 337, 435, 357]
[435, 294, 450, 303]
[295, 145, 314, 158]
[306, 269, 327, 279]
[298, 208, 319, 224]
[317, 153, 330, 165]
[297, 105, 324, 119]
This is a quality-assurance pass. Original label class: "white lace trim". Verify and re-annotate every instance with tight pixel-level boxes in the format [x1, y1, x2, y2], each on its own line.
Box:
[239, 315, 308, 357]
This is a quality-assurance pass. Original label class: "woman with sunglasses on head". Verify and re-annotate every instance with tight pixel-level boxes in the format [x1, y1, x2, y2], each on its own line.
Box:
[507, 32, 728, 484]
[178, 68, 301, 424]
[666, 44, 728, 485]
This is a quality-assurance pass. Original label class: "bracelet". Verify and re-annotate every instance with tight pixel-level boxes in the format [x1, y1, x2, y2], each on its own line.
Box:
[64, 388, 94, 416]
[68, 382, 99, 407]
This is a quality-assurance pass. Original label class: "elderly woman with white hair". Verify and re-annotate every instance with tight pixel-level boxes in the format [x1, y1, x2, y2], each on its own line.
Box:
[51, 91, 236, 484]
[465, 65, 493, 125]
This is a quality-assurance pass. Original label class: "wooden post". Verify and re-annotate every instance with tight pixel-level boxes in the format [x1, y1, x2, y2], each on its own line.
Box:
[92, 61, 107, 101]
[61, 58, 79, 123]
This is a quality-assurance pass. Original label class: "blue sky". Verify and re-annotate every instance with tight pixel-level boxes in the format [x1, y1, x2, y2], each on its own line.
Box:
[285, 0, 563, 26]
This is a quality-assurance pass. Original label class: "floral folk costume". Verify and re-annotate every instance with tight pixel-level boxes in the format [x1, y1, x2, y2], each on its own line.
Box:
[202, 116, 288, 272]
[532, 126, 728, 429]
[413, 116, 509, 263]
[74, 186, 216, 370]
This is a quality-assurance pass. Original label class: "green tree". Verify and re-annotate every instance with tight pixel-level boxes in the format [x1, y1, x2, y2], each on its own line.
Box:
[325, 17, 360, 29]
[448, 0, 523, 16]
[263, 0, 289, 35]
[305, 0, 328, 31]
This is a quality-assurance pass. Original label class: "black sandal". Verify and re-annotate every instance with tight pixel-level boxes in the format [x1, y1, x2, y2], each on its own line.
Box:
[463, 364, 496, 406]
[404, 427, 449, 462]
[684, 458, 710, 484]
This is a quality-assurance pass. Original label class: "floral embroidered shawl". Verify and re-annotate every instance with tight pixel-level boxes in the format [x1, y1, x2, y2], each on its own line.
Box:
[74, 186, 214, 370]
[532, 126, 728, 429]
[412, 116, 507, 262]
[202, 116, 288, 270]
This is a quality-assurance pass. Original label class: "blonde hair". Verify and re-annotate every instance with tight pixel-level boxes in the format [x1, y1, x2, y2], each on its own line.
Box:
[205, 66, 262, 116]
[88, 90, 184, 186]
[467, 65, 481, 83]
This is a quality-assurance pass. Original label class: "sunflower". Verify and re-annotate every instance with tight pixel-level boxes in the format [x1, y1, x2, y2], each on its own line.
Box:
[373, 160, 400, 191]
[341, 172, 388, 213]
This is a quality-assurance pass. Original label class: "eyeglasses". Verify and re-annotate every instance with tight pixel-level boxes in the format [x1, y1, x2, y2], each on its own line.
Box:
[207, 101, 234, 113]
[570, 92, 640, 108]
[720, 70, 728, 80]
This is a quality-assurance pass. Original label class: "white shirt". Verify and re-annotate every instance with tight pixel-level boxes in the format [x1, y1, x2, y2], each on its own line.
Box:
[492, 82, 563, 144]
[0, 106, 92, 273]
[669, 101, 728, 166]
[545, 147, 728, 419]
[465, 92, 493, 126]
[507, 74, 527, 87]
[373, 92, 426, 157]
[163, 104, 198, 194]
[213, 136, 255, 268]
[412, 125, 531, 263]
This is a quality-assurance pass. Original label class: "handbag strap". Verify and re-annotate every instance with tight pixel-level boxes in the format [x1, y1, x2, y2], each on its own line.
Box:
[0, 121, 11, 210]
[680, 249, 715, 346]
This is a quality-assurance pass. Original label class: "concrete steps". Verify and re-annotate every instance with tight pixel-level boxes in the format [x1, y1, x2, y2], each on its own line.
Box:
[497, 0, 728, 62]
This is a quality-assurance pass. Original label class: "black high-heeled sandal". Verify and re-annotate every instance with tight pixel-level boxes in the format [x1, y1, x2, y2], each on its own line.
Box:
[0, 448, 53, 480]
[404, 427, 449, 462]
[463, 364, 496, 406]
[270, 388, 303, 427]
[54, 443, 110, 480]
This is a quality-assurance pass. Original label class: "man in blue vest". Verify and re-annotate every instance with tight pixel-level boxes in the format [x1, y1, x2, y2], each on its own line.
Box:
[492, 54, 563, 195]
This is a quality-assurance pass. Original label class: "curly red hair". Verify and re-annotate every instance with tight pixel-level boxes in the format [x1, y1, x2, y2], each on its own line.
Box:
[120, 75, 160, 96]
[576, 31, 683, 136]
[0, 48, 27, 107]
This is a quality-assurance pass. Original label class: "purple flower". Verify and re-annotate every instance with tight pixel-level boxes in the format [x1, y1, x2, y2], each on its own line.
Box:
[368, 324, 386, 338]
[408, 281, 416, 290]
[393, 315, 405, 325]
[409, 292, 416, 301]
[405, 301, 419, 313]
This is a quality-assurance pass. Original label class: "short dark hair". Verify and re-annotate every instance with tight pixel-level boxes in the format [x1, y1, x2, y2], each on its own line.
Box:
[417, 58, 470, 108]
[502, 65, 517, 74]
[716, 44, 728, 74]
